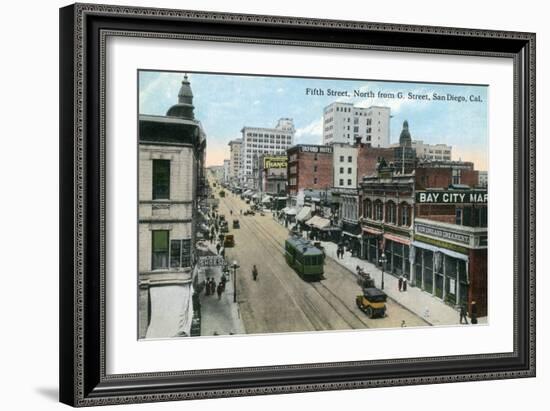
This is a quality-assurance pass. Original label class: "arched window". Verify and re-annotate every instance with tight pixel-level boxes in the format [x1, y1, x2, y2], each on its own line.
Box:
[401, 202, 411, 226]
[386, 201, 396, 224]
[374, 200, 383, 221]
[364, 199, 372, 219]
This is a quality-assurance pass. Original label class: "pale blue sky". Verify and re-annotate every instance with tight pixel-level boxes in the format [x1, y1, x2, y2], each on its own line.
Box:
[139, 71, 488, 169]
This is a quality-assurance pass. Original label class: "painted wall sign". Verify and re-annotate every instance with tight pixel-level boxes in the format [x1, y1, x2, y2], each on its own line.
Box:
[415, 223, 470, 245]
[263, 156, 288, 169]
[416, 190, 488, 204]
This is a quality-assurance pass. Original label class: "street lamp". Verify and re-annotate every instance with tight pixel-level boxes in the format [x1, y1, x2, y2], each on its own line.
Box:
[379, 252, 387, 290]
[231, 260, 240, 303]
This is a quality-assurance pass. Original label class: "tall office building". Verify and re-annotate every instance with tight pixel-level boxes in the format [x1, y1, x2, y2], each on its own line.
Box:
[228, 138, 242, 185]
[240, 118, 295, 187]
[322, 102, 391, 147]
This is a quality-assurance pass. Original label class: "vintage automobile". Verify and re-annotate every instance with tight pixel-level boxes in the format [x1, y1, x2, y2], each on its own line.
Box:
[223, 234, 235, 248]
[232, 219, 240, 229]
[220, 221, 229, 233]
[355, 288, 387, 318]
[243, 209, 255, 216]
[356, 267, 375, 288]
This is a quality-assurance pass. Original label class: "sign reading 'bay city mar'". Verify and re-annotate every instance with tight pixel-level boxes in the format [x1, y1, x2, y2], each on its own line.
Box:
[263, 156, 288, 169]
[299, 145, 333, 154]
[416, 190, 488, 204]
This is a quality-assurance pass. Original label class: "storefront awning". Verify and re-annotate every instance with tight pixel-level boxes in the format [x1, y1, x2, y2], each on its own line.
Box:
[146, 284, 194, 338]
[412, 241, 469, 261]
[261, 195, 272, 203]
[296, 206, 312, 222]
[384, 233, 411, 246]
[362, 226, 383, 235]
[305, 215, 331, 229]
[282, 207, 297, 215]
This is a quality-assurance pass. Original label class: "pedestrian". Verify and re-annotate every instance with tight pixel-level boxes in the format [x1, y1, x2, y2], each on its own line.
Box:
[423, 307, 431, 319]
[401, 320, 407, 328]
[205, 278, 211, 296]
[216, 242, 221, 254]
[240, 209, 242, 215]
[398, 276, 403, 292]
[220, 247, 225, 258]
[216, 282, 223, 299]
[470, 301, 478, 324]
[252, 265, 258, 281]
[402, 277, 408, 292]
[211, 278, 217, 295]
[230, 210, 233, 215]
[459, 303, 469, 324]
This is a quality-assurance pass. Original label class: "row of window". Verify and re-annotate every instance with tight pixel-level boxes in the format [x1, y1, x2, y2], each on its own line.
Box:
[364, 200, 411, 226]
[338, 167, 353, 174]
[246, 132, 292, 139]
[338, 179, 354, 186]
[338, 155, 354, 163]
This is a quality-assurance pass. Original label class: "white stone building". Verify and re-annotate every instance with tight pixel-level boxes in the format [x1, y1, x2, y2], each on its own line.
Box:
[323, 102, 391, 147]
[240, 118, 295, 187]
[228, 138, 242, 185]
[332, 143, 358, 188]
[478, 170, 488, 187]
[223, 159, 230, 184]
[410, 140, 452, 161]
[138, 75, 206, 339]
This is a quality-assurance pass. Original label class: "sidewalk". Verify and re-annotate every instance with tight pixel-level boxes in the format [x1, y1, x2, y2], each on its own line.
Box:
[320, 240, 486, 326]
[196, 238, 245, 336]
[197, 264, 245, 336]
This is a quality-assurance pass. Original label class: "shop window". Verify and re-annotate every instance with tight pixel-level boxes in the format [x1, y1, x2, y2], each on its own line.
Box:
[170, 238, 192, 268]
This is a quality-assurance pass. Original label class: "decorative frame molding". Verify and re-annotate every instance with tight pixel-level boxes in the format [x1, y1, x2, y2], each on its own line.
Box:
[60, 3, 535, 407]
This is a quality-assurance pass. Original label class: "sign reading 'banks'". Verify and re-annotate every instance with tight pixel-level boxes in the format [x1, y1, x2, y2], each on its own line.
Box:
[263, 156, 288, 169]
[416, 190, 488, 204]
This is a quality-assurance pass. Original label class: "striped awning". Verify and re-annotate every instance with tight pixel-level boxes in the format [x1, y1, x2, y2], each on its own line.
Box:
[296, 206, 312, 222]
[383, 233, 411, 246]
[362, 226, 383, 235]
[305, 215, 330, 229]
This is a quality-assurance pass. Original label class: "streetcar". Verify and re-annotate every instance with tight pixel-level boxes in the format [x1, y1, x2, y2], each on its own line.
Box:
[284, 236, 325, 281]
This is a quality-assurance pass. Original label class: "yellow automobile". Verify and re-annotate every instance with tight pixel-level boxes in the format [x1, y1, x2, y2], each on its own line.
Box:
[355, 288, 387, 318]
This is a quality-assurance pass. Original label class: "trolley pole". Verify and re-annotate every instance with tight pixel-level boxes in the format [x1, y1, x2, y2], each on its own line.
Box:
[232, 261, 239, 303]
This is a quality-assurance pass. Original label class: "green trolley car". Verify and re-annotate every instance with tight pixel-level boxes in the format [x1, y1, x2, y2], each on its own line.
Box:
[285, 236, 325, 281]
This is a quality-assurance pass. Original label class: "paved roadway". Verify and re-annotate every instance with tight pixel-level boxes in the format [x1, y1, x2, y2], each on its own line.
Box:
[214, 188, 428, 335]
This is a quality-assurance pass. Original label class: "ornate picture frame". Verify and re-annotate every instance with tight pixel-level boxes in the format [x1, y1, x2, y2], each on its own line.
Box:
[59, 3, 535, 407]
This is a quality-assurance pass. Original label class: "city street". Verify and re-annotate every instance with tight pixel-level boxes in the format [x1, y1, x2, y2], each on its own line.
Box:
[214, 188, 429, 335]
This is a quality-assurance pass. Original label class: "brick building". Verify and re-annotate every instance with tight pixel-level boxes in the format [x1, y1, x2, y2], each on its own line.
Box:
[334, 142, 395, 255]
[413, 189, 488, 316]
[416, 160, 479, 189]
[287, 144, 333, 202]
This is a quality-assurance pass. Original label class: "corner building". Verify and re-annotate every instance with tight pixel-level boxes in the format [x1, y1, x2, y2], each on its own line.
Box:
[138, 75, 206, 338]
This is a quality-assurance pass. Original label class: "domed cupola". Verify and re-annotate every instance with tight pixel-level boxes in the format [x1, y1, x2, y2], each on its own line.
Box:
[399, 120, 412, 147]
[166, 74, 195, 119]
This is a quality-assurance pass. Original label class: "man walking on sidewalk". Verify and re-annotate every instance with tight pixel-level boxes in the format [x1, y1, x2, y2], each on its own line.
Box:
[459, 303, 469, 324]
[398, 276, 403, 292]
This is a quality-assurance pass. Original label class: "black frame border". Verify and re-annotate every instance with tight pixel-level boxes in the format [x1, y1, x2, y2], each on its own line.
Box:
[60, 3, 536, 407]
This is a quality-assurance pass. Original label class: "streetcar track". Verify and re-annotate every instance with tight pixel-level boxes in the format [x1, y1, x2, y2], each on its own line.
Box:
[222, 194, 369, 330]
[220, 196, 328, 332]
